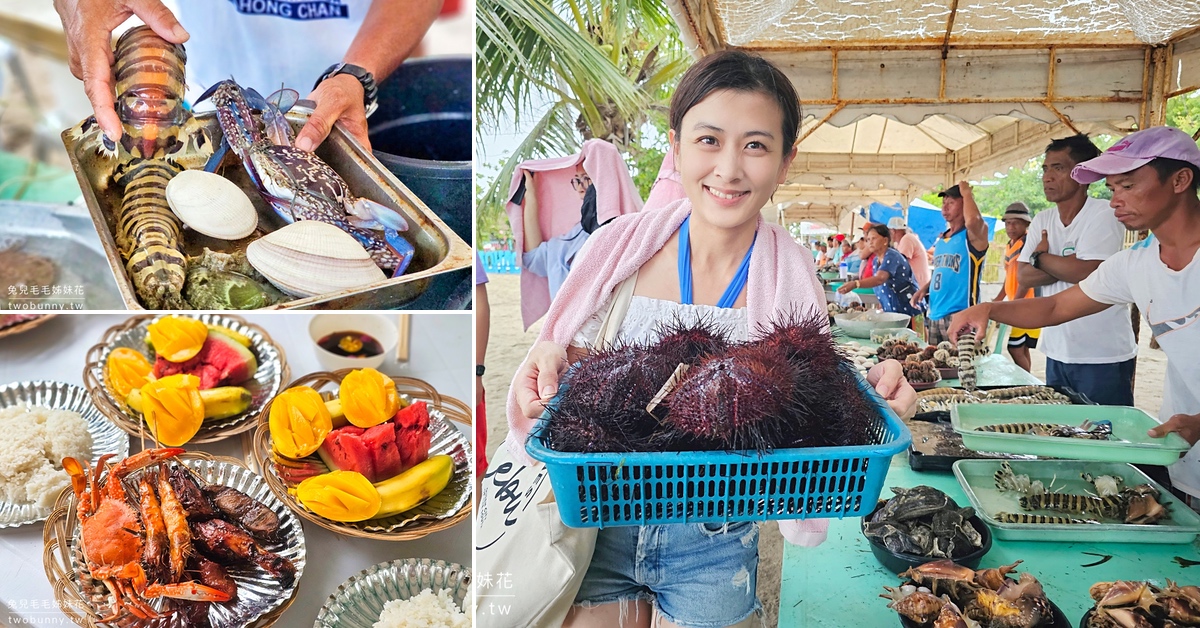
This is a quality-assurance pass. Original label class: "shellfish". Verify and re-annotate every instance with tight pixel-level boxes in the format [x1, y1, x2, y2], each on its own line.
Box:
[197, 79, 414, 274]
[165, 170, 258, 240]
[246, 221, 387, 297]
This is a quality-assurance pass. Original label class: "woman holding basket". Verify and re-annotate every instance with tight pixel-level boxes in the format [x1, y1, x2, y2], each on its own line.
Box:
[500, 51, 918, 628]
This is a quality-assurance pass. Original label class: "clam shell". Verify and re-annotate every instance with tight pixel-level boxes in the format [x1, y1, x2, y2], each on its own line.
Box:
[166, 170, 258, 239]
[246, 221, 386, 298]
[254, 220, 373, 260]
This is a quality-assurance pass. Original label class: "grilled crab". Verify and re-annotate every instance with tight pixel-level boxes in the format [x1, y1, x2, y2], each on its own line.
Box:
[198, 79, 414, 274]
[62, 449, 231, 620]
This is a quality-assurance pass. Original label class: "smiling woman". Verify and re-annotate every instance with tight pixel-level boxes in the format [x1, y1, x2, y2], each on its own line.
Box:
[485, 50, 920, 628]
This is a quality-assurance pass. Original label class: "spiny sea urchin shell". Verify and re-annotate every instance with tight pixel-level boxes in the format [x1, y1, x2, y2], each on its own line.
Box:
[749, 309, 849, 381]
[653, 316, 732, 366]
[662, 343, 798, 452]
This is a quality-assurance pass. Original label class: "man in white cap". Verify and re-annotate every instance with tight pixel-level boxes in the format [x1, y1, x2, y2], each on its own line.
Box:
[989, 202, 1040, 372]
[951, 126, 1200, 502]
[1016, 134, 1137, 406]
[888, 216, 931, 288]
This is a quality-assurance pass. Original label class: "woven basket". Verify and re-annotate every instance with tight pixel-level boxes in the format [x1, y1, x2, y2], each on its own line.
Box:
[42, 451, 304, 628]
[82, 314, 289, 445]
[0, 314, 57, 340]
[250, 371, 472, 541]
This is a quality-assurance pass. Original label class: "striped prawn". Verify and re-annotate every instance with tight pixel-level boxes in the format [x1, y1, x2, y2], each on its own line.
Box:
[68, 26, 212, 309]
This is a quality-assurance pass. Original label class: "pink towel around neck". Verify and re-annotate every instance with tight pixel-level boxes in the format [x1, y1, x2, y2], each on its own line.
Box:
[505, 139, 644, 329]
[502, 197, 832, 546]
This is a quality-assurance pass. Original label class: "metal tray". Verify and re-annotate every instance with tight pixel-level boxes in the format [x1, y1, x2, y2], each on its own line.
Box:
[952, 459, 1200, 543]
[313, 558, 471, 628]
[61, 107, 472, 310]
[952, 404, 1191, 465]
[0, 201, 123, 309]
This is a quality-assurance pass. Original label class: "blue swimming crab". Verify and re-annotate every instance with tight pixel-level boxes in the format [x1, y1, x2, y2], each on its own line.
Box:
[197, 79, 413, 274]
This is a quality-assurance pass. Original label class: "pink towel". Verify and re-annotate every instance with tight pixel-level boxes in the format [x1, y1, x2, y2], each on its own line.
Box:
[643, 149, 685, 212]
[503, 198, 831, 546]
[505, 139, 644, 329]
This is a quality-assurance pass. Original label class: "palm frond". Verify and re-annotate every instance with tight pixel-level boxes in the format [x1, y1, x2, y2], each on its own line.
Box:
[476, 0, 643, 131]
[477, 100, 581, 220]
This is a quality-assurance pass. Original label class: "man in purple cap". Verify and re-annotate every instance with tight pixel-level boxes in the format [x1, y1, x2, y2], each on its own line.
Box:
[950, 126, 1200, 501]
[1018, 135, 1137, 406]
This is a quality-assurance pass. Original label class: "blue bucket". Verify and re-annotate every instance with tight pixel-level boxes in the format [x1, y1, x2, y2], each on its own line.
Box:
[369, 57, 471, 245]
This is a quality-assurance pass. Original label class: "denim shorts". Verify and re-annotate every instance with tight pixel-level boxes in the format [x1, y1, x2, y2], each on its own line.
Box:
[574, 520, 762, 627]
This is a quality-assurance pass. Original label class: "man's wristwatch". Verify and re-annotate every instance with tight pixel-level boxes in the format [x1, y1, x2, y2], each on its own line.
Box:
[476, 364, 486, 377]
[314, 62, 379, 118]
[1029, 251, 1043, 269]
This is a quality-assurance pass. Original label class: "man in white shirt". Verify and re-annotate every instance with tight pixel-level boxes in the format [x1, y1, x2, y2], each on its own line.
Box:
[950, 126, 1200, 499]
[887, 216, 931, 288]
[1015, 135, 1138, 405]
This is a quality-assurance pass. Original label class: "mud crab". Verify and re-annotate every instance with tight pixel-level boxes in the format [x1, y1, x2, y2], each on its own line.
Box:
[62, 449, 231, 620]
[197, 79, 414, 274]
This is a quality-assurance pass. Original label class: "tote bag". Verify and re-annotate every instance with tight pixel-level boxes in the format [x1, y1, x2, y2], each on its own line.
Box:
[475, 274, 637, 627]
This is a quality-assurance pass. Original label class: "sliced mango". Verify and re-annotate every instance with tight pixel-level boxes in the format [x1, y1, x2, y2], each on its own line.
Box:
[147, 316, 209, 363]
[141, 374, 205, 446]
[106, 347, 153, 399]
[338, 368, 399, 428]
[269, 385, 333, 459]
[296, 470, 381, 522]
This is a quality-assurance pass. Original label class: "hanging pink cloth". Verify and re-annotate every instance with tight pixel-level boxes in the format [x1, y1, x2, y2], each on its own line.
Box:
[505, 139, 643, 329]
[643, 148, 685, 212]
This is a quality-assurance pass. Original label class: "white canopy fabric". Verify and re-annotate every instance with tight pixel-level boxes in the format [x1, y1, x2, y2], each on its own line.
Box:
[665, 0, 1200, 225]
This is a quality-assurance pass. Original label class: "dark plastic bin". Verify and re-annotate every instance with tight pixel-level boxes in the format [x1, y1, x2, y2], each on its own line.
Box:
[370, 57, 472, 245]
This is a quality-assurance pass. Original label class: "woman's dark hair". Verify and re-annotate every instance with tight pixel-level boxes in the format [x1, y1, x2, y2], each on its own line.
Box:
[1147, 157, 1200, 194]
[1045, 134, 1102, 165]
[669, 50, 802, 152]
[867, 223, 891, 243]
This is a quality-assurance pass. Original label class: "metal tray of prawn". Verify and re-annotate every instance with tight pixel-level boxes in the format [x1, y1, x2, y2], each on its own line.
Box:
[952, 459, 1200, 543]
[61, 105, 472, 310]
[951, 403, 1192, 465]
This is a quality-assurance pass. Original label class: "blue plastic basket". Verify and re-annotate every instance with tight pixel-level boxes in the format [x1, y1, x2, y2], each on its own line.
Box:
[526, 373, 911, 528]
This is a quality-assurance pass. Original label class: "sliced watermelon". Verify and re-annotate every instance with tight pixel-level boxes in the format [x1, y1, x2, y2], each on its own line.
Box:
[394, 401, 431, 471]
[318, 426, 376, 481]
[153, 331, 258, 389]
[363, 424, 403, 481]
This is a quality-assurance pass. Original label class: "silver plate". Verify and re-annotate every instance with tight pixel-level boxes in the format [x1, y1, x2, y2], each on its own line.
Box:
[270, 403, 472, 533]
[90, 315, 286, 441]
[0, 380, 129, 528]
[0, 201, 124, 310]
[68, 455, 307, 628]
[313, 558, 471, 628]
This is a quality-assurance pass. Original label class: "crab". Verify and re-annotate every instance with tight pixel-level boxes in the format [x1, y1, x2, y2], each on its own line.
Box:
[197, 79, 415, 275]
[62, 449, 231, 620]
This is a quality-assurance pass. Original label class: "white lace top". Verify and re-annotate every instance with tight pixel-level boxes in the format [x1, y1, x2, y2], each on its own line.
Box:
[571, 295, 750, 348]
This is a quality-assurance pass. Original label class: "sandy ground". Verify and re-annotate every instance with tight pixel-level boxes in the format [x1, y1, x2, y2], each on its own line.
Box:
[479, 273, 1168, 627]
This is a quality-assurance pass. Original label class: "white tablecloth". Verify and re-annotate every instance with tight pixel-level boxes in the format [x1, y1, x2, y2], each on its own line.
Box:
[0, 313, 472, 628]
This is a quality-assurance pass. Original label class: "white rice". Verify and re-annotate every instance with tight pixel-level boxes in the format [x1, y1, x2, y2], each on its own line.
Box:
[373, 588, 470, 628]
[0, 405, 92, 508]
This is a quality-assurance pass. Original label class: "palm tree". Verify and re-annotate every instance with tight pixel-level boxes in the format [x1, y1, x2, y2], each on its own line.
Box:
[475, 0, 687, 218]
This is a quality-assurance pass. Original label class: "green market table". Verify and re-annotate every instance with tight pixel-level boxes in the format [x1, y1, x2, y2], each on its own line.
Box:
[777, 457, 1200, 626]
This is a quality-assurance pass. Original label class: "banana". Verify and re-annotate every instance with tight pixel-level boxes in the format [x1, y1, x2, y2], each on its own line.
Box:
[373, 455, 454, 518]
[127, 385, 253, 420]
[326, 398, 346, 427]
